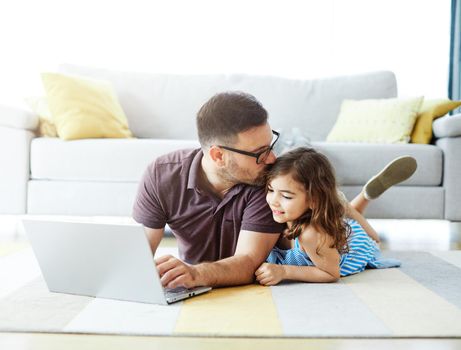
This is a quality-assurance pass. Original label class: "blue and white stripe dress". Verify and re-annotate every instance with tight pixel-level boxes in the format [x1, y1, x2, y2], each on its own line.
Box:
[266, 219, 401, 277]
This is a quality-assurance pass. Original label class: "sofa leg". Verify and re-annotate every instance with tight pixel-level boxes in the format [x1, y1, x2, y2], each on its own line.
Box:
[449, 221, 461, 247]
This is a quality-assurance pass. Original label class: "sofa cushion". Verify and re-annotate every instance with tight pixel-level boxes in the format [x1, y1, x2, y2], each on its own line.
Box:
[42, 73, 133, 140]
[58, 64, 397, 141]
[312, 142, 442, 186]
[411, 99, 461, 144]
[30, 138, 200, 182]
[25, 97, 58, 137]
[31, 138, 441, 186]
[326, 97, 423, 143]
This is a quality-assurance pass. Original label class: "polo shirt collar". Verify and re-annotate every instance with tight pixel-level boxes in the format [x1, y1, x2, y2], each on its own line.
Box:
[187, 149, 203, 190]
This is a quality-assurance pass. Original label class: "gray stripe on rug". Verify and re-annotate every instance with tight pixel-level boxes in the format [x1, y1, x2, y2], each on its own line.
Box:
[270, 282, 392, 337]
[388, 251, 461, 309]
[0, 277, 92, 332]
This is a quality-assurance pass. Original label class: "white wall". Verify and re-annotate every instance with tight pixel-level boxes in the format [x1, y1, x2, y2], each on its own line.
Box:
[0, 0, 451, 107]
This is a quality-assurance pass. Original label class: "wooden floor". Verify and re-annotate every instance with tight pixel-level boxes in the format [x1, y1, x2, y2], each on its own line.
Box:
[1, 216, 460, 350]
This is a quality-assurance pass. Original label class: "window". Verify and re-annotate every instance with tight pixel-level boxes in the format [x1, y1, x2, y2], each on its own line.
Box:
[0, 0, 450, 107]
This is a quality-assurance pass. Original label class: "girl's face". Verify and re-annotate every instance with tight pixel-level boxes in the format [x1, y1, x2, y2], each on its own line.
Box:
[266, 173, 311, 225]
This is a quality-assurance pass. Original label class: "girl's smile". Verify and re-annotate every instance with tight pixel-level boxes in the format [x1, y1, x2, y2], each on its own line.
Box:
[266, 173, 311, 224]
[272, 209, 285, 215]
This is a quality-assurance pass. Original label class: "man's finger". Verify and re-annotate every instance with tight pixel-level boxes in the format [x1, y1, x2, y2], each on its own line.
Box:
[156, 257, 182, 276]
[154, 254, 175, 265]
[167, 274, 192, 289]
[160, 265, 187, 286]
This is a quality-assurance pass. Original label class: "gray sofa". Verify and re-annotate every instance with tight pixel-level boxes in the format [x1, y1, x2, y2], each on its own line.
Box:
[1, 64, 460, 221]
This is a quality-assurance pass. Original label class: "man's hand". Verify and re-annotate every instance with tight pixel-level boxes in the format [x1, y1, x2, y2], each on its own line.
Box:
[255, 263, 285, 286]
[155, 255, 201, 289]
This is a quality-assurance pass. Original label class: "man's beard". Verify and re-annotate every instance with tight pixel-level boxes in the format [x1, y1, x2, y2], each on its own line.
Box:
[219, 158, 268, 186]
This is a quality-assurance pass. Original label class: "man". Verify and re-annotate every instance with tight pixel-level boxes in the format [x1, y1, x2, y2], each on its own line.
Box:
[133, 92, 284, 289]
[133, 91, 417, 289]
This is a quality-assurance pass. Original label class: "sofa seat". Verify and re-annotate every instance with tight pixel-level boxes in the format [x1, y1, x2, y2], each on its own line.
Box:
[30, 137, 200, 182]
[26, 138, 444, 218]
[30, 137, 442, 187]
[312, 142, 442, 186]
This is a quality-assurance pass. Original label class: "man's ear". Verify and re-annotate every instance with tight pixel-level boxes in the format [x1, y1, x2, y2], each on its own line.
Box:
[209, 146, 226, 166]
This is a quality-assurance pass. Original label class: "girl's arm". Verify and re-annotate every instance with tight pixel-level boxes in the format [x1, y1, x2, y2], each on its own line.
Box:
[297, 226, 341, 280]
[255, 263, 339, 285]
[345, 203, 381, 243]
[284, 264, 339, 282]
[255, 226, 341, 285]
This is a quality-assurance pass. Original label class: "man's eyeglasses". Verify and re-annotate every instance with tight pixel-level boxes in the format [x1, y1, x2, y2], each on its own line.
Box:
[218, 130, 280, 164]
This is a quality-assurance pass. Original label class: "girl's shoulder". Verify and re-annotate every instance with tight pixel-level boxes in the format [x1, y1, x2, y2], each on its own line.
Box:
[299, 224, 318, 239]
[298, 225, 322, 246]
[298, 225, 336, 250]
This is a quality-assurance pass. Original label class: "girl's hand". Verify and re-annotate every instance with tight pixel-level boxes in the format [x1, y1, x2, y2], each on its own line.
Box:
[255, 263, 285, 286]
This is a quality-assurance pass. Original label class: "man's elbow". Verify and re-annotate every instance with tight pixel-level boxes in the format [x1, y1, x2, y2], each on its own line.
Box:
[238, 254, 261, 280]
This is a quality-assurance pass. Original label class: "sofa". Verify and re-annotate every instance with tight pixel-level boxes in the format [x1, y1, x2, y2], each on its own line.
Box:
[1, 64, 460, 221]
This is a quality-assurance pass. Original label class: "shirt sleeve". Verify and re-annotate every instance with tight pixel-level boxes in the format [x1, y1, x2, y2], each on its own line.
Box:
[240, 186, 285, 234]
[132, 161, 168, 229]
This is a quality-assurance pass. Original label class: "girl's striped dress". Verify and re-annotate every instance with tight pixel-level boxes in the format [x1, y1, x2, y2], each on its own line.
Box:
[266, 219, 401, 277]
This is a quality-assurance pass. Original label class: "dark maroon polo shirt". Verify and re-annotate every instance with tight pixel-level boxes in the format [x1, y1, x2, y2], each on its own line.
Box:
[132, 148, 284, 264]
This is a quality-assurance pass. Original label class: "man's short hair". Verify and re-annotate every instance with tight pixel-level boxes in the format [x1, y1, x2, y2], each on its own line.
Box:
[196, 91, 268, 148]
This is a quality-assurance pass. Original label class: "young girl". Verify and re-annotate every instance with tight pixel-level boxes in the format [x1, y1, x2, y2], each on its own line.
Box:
[255, 147, 411, 285]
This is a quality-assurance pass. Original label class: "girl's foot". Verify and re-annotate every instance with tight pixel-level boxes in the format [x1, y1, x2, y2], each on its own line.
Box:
[363, 156, 417, 200]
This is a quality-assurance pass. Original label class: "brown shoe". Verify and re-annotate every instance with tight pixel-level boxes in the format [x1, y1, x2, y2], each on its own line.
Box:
[363, 156, 417, 200]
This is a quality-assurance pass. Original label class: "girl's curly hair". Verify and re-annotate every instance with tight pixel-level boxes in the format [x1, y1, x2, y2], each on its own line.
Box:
[266, 147, 351, 254]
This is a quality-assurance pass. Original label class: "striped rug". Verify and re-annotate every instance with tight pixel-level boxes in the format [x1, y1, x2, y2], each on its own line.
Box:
[1, 245, 460, 337]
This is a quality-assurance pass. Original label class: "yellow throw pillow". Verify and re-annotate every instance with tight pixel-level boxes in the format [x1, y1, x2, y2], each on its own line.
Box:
[410, 99, 461, 144]
[24, 96, 58, 137]
[41, 73, 133, 140]
[326, 97, 424, 143]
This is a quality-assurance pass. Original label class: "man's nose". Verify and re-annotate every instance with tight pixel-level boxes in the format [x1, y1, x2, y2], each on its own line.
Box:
[264, 150, 277, 165]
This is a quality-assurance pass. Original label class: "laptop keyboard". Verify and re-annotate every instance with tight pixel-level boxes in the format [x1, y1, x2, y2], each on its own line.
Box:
[164, 287, 189, 298]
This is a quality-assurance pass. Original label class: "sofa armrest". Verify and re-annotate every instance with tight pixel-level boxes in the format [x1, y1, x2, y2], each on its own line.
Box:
[0, 125, 35, 214]
[433, 113, 461, 139]
[0, 104, 39, 131]
[435, 136, 461, 221]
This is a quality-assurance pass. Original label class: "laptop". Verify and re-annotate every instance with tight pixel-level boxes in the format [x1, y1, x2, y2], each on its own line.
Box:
[22, 219, 211, 305]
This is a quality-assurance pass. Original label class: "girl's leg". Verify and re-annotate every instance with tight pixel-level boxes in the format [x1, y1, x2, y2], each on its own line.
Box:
[350, 155, 417, 215]
[347, 203, 381, 243]
[350, 192, 370, 214]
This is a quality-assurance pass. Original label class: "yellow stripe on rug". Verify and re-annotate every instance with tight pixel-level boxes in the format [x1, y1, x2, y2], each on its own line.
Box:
[343, 268, 461, 336]
[174, 284, 282, 336]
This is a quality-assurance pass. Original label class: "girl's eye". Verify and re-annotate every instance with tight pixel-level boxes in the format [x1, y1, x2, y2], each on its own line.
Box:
[282, 196, 292, 200]
[267, 188, 274, 192]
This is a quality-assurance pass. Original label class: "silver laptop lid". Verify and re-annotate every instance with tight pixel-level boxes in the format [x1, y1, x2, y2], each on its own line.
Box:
[22, 220, 168, 305]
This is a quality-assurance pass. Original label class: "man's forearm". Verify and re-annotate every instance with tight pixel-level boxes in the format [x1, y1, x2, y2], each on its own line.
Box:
[194, 254, 257, 287]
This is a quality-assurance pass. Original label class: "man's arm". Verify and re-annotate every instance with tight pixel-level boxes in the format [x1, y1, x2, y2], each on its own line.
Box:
[156, 230, 279, 288]
[144, 227, 165, 255]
